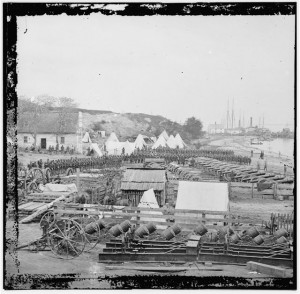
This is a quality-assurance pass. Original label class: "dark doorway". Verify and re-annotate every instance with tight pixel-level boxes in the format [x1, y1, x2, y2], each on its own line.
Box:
[41, 138, 47, 149]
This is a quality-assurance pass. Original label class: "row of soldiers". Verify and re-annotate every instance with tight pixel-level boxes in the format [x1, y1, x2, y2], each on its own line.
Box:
[26, 148, 250, 173]
[136, 147, 235, 157]
[47, 144, 75, 155]
[27, 155, 124, 172]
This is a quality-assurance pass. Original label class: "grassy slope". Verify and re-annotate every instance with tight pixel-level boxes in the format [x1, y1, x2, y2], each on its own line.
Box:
[81, 110, 185, 140]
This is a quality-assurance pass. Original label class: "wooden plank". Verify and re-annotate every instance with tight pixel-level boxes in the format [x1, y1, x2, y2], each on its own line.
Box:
[53, 209, 230, 222]
[22, 202, 48, 211]
[18, 202, 36, 209]
[53, 203, 230, 216]
[54, 209, 259, 225]
[20, 194, 71, 224]
[277, 184, 294, 190]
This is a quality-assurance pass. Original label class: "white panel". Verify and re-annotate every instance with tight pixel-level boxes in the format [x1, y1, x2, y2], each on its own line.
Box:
[175, 181, 229, 212]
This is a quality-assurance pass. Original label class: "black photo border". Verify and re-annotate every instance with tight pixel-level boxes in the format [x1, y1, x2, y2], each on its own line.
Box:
[3, 2, 297, 289]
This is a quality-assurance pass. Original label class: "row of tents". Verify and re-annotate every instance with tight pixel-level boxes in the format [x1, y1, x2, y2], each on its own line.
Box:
[82, 130, 187, 156]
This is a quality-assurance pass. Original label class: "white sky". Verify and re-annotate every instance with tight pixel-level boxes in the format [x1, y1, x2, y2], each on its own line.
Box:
[17, 14, 295, 131]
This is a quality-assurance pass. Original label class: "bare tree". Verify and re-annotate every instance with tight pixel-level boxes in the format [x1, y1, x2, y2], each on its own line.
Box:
[18, 95, 56, 147]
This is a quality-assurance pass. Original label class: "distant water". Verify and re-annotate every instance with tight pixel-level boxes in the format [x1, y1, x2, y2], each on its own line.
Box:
[256, 138, 294, 158]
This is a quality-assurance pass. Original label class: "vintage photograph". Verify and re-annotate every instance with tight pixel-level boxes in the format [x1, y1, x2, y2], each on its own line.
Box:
[4, 3, 295, 289]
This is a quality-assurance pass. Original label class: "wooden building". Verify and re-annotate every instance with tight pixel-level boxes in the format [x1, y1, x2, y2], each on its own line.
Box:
[17, 111, 91, 154]
[120, 168, 166, 207]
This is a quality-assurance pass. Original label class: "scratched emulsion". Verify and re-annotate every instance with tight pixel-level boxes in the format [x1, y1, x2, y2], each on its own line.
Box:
[3, 2, 296, 289]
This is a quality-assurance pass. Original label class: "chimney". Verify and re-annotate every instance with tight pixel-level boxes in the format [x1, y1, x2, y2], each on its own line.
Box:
[250, 117, 253, 127]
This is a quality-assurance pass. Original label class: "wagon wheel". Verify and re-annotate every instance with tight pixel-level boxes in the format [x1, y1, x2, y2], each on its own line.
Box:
[40, 211, 56, 232]
[66, 168, 74, 176]
[31, 168, 45, 185]
[48, 218, 86, 259]
[26, 181, 38, 194]
[76, 215, 101, 252]
[25, 169, 35, 182]
[44, 168, 52, 183]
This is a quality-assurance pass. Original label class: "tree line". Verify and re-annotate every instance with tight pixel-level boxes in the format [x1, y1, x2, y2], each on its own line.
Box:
[18, 94, 204, 145]
[18, 95, 78, 147]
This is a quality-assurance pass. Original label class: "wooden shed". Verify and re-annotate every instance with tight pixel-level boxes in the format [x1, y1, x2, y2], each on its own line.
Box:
[120, 168, 166, 206]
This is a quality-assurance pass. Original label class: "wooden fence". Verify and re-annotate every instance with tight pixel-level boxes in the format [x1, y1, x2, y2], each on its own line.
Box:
[269, 212, 294, 234]
[229, 182, 294, 200]
[53, 203, 269, 232]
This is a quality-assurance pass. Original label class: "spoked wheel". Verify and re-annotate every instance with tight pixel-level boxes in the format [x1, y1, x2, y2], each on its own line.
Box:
[26, 181, 38, 194]
[44, 168, 52, 183]
[32, 168, 45, 185]
[76, 215, 101, 252]
[26, 169, 35, 182]
[48, 218, 86, 259]
[66, 168, 74, 176]
[40, 211, 56, 232]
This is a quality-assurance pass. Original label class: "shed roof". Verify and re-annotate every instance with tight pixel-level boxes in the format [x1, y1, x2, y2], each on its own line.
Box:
[121, 169, 166, 191]
[121, 182, 165, 191]
[18, 112, 78, 134]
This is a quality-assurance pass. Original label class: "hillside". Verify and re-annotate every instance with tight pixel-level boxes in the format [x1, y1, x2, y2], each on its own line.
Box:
[17, 101, 192, 142]
[81, 110, 187, 141]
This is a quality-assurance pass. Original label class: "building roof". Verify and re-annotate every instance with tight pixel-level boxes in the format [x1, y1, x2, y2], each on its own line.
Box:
[121, 169, 166, 191]
[121, 182, 165, 191]
[18, 112, 78, 134]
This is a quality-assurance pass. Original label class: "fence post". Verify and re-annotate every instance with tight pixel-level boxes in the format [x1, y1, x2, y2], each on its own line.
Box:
[273, 184, 276, 199]
[24, 169, 27, 196]
[76, 168, 80, 203]
[202, 213, 206, 224]
[251, 183, 254, 199]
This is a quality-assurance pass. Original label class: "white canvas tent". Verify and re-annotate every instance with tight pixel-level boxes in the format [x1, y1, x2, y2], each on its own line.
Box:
[90, 143, 103, 157]
[175, 181, 229, 225]
[152, 135, 167, 149]
[174, 133, 187, 148]
[132, 189, 166, 228]
[105, 141, 123, 155]
[160, 130, 169, 141]
[134, 134, 146, 149]
[82, 132, 92, 143]
[124, 140, 135, 155]
[106, 132, 119, 143]
[166, 135, 177, 149]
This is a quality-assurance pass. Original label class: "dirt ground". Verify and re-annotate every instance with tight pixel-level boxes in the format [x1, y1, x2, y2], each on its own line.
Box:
[230, 198, 294, 223]
[7, 146, 294, 288]
[5, 196, 294, 289]
[6, 239, 293, 289]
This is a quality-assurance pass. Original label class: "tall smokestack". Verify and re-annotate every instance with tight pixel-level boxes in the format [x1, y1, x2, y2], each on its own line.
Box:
[250, 117, 253, 127]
